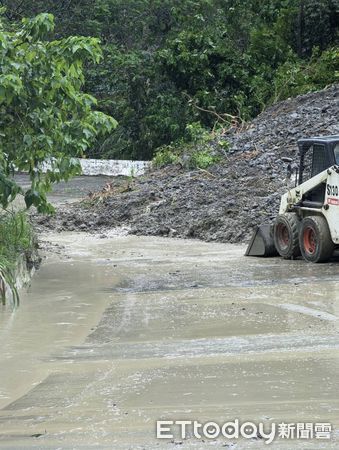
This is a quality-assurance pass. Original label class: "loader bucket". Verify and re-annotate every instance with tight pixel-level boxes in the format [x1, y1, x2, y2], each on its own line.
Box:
[245, 224, 279, 257]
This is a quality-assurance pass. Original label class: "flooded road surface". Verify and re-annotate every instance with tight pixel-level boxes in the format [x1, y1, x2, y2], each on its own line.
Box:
[0, 233, 339, 449]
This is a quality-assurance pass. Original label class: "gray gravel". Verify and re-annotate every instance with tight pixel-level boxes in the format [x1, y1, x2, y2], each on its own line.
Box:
[34, 85, 339, 243]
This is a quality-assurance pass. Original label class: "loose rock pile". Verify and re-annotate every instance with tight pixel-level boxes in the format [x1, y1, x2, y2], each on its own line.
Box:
[36, 85, 339, 244]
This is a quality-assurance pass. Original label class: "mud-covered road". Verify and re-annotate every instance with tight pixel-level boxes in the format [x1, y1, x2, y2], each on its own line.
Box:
[1, 230, 339, 449]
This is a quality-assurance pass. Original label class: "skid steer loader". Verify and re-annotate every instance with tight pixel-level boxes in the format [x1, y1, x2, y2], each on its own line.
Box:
[246, 135, 339, 263]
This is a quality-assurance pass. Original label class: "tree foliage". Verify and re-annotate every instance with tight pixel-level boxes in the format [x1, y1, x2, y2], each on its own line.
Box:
[1, 0, 338, 160]
[0, 10, 116, 212]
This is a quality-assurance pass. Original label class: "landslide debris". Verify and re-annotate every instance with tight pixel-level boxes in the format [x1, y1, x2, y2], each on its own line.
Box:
[35, 85, 339, 243]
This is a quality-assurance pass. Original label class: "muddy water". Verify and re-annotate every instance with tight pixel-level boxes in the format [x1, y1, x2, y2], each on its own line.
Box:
[0, 234, 119, 408]
[1, 232, 339, 449]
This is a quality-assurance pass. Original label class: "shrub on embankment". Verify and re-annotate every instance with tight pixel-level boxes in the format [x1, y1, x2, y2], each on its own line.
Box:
[0, 211, 35, 306]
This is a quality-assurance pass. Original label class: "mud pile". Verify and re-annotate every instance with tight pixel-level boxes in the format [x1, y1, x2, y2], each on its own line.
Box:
[36, 85, 339, 243]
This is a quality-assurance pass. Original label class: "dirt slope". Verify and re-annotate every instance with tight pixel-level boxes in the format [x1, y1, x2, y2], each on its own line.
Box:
[36, 85, 339, 243]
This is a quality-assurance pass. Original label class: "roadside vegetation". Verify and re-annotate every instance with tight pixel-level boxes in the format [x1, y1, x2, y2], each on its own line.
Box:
[153, 123, 229, 170]
[0, 10, 115, 304]
[0, 10, 116, 214]
[1, 0, 337, 160]
[0, 211, 33, 306]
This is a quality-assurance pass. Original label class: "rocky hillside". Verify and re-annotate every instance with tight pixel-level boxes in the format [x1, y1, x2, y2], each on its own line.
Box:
[36, 85, 339, 243]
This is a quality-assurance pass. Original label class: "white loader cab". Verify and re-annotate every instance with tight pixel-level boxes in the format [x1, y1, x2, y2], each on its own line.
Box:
[246, 135, 339, 263]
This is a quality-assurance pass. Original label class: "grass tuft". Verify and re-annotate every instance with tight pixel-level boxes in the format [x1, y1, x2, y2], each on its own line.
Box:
[0, 211, 33, 308]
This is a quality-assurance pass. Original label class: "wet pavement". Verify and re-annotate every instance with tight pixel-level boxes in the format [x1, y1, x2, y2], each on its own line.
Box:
[14, 173, 117, 205]
[0, 232, 339, 449]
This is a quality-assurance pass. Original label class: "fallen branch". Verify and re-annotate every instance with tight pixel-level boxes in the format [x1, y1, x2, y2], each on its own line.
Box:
[183, 93, 245, 131]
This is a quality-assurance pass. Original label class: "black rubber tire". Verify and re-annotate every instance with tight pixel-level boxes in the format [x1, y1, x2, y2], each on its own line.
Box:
[299, 215, 334, 263]
[274, 213, 301, 259]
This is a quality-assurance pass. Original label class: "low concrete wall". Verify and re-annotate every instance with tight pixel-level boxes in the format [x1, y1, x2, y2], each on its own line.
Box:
[41, 158, 151, 177]
[78, 159, 151, 176]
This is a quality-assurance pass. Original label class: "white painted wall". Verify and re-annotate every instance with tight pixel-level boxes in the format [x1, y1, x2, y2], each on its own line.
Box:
[79, 159, 151, 176]
[41, 158, 151, 177]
